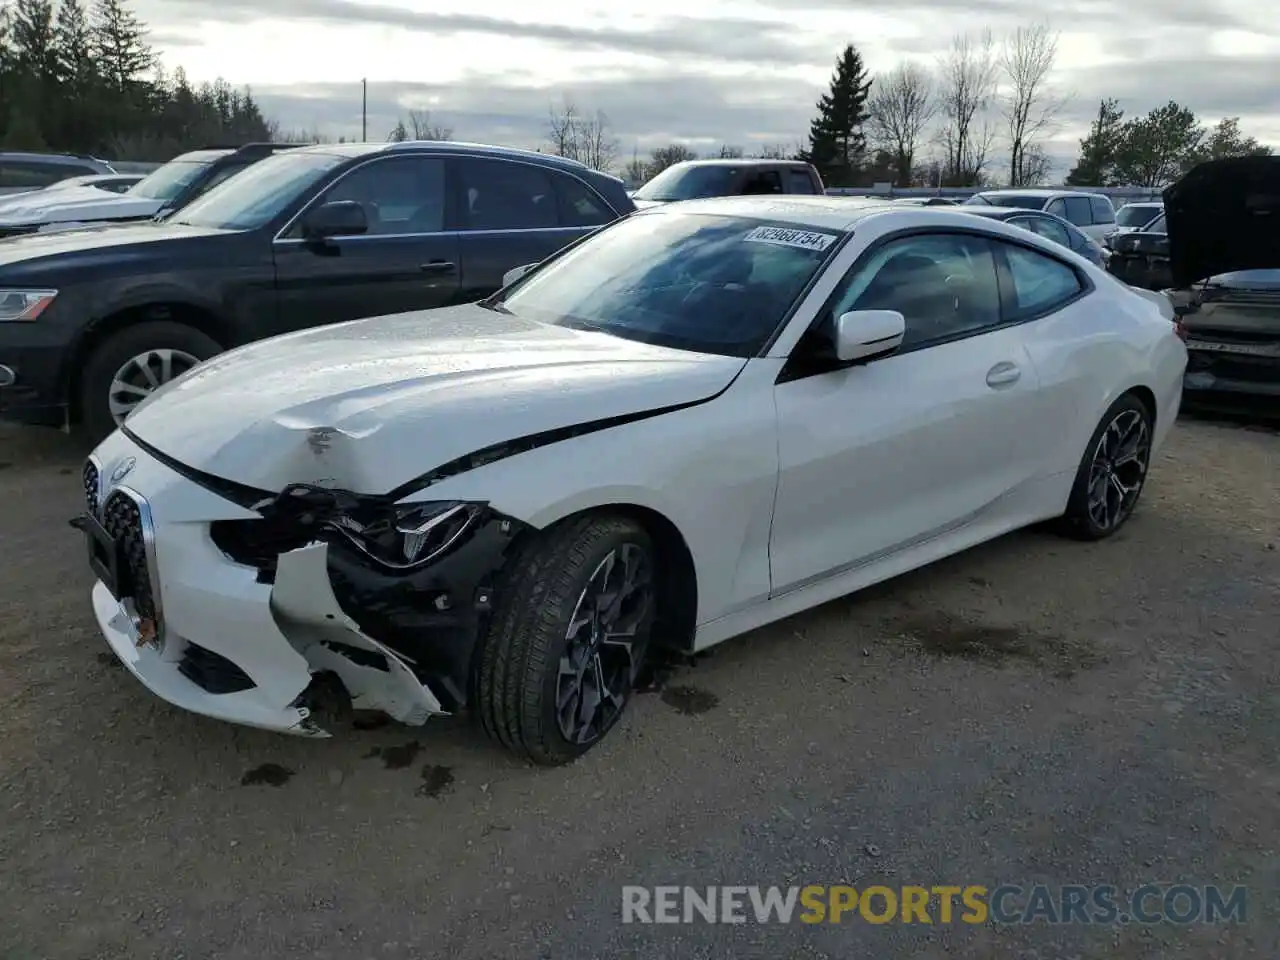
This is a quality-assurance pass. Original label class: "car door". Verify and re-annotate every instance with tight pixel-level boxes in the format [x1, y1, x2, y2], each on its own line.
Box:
[452, 157, 611, 300]
[271, 154, 461, 335]
[769, 232, 1051, 594]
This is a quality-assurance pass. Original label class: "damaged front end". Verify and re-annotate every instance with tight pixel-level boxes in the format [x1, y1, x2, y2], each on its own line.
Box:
[1168, 274, 1280, 407]
[78, 440, 531, 737]
[210, 483, 531, 720]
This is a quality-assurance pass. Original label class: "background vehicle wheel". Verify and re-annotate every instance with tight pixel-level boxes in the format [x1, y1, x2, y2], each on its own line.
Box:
[1057, 393, 1153, 541]
[80, 321, 222, 442]
[475, 513, 657, 766]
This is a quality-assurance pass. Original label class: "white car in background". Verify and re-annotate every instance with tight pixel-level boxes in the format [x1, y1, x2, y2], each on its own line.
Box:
[77, 197, 1187, 764]
[963, 189, 1118, 242]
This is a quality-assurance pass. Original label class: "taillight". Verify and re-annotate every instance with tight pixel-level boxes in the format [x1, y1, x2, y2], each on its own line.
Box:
[1173, 319, 1188, 341]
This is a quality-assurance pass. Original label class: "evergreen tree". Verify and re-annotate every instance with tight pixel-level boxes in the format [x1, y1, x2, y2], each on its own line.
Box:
[803, 44, 873, 187]
[91, 0, 152, 90]
[1065, 98, 1124, 186]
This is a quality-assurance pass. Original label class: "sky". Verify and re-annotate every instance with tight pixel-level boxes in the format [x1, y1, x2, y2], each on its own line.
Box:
[137, 0, 1280, 179]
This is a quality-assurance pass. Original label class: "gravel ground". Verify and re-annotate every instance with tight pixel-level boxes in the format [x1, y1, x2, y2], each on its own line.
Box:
[0, 415, 1277, 959]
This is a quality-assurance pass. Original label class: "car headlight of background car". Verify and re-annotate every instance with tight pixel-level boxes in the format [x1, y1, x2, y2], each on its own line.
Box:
[0, 288, 57, 321]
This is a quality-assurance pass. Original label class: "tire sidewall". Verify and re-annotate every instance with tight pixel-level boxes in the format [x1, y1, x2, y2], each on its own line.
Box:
[534, 524, 656, 761]
[1068, 394, 1153, 539]
[80, 321, 222, 442]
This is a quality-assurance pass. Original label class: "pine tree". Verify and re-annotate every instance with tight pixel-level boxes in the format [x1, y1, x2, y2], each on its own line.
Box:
[803, 44, 873, 187]
[91, 0, 152, 91]
[1065, 98, 1125, 186]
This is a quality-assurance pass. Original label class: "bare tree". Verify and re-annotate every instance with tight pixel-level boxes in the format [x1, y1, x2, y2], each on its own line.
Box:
[545, 97, 618, 171]
[717, 144, 745, 158]
[867, 62, 936, 186]
[623, 145, 647, 185]
[935, 30, 999, 186]
[407, 108, 451, 141]
[754, 143, 793, 159]
[575, 110, 619, 172]
[547, 97, 580, 158]
[999, 24, 1066, 186]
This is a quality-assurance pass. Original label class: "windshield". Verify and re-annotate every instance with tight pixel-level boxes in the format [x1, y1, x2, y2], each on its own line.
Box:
[1144, 213, 1166, 234]
[1117, 204, 1162, 227]
[169, 152, 345, 231]
[492, 211, 842, 357]
[127, 160, 212, 202]
[633, 165, 737, 202]
[964, 193, 1047, 209]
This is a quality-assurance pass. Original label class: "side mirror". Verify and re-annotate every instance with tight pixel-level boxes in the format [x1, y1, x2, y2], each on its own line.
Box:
[502, 262, 538, 286]
[302, 200, 367, 241]
[834, 309, 906, 362]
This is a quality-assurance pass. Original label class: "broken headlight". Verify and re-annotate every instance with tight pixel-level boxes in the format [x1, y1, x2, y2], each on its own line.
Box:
[335, 501, 484, 569]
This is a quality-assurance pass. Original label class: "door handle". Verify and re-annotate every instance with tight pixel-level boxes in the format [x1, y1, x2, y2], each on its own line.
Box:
[985, 361, 1021, 388]
[420, 260, 457, 275]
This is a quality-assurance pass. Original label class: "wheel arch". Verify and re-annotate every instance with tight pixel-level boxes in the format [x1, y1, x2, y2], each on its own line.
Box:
[67, 299, 234, 421]
[527, 498, 699, 655]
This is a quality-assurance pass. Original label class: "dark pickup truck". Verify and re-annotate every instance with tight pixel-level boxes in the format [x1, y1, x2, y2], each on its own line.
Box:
[630, 159, 825, 208]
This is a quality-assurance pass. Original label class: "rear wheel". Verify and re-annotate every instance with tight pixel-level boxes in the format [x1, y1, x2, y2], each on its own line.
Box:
[80, 321, 222, 441]
[475, 514, 657, 765]
[1058, 393, 1153, 540]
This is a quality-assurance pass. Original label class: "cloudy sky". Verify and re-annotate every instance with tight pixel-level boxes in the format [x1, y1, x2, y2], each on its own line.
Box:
[137, 0, 1278, 177]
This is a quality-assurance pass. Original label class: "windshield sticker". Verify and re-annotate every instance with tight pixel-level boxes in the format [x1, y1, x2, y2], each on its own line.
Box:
[743, 226, 838, 252]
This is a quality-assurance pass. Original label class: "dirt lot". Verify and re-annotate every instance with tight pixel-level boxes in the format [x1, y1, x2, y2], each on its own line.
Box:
[0, 416, 1277, 959]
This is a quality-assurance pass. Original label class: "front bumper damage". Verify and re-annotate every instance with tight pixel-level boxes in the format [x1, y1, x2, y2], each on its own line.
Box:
[79, 433, 528, 736]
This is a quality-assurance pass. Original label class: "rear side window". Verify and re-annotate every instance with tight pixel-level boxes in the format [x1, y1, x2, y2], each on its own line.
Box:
[1061, 197, 1093, 226]
[787, 169, 817, 194]
[1089, 196, 1115, 224]
[0, 160, 93, 188]
[552, 173, 614, 227]
[1012, 215, 1070, 248]
[459, 158, 557, 230]
[1001, 243, 1084, 318]
[740, 170, 783, 195]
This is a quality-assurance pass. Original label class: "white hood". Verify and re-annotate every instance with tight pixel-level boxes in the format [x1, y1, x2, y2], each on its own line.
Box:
[124, 304, 745, 495]
[0, 186, 161, 226]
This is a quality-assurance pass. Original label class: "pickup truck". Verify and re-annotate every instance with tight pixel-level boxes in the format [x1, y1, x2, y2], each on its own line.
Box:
[630, 159, 825, 207]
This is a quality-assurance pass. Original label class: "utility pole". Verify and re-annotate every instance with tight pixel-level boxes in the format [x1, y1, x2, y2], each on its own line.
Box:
[361, 78, 367, 141]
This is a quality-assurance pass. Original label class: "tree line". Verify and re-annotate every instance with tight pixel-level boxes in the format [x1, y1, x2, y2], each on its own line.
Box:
[553, 25, 1272, 189]
[0, 0, 270, 160]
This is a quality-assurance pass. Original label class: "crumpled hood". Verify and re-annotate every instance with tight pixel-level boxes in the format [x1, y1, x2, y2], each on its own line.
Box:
[0, 186, 159, 225]
[1163, 156, 1280, 288]
[124, 303, 745, 495]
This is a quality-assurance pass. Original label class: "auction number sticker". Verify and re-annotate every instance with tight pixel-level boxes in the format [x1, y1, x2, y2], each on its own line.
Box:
[743, 226, 838, 252]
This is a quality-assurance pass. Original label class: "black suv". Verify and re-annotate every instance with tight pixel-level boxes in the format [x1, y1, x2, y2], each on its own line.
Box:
[0, 141, 635, 438]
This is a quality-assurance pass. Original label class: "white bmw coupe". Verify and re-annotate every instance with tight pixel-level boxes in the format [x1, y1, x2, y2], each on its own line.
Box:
[78, 196, 1187, 764]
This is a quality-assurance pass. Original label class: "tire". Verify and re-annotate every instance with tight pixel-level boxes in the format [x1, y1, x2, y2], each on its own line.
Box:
[475, 513, 658, 766]
[80, 321, 223, 442]
[1057, 393, 1154, 541]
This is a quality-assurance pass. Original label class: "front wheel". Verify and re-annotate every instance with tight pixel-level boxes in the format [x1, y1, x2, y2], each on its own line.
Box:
[80, 321, 222, 442]
[1057, 393, 1154, 540]
[475, 514, 657, 765]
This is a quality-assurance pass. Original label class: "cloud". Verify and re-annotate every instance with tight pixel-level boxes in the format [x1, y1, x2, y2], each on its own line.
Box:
[144, 0, 830, 66]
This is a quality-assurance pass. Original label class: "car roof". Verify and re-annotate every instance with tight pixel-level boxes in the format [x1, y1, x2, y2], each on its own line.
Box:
[667, 158, 809, 167]
[959, 206, 1031, 219]
[639, 195, 915, 230]
[172, 149, 236, 162]
[975, 188, 1106, 200]
[292, 140, 597, 175]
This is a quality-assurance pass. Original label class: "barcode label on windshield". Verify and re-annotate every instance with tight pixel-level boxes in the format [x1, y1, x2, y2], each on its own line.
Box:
[743, 226, 837, 251]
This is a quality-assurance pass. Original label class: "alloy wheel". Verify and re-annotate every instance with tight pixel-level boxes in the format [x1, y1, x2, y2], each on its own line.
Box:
[1086, 408, 1151, 532]
[108, 348, 201, 425]
[556, 542, 654, 745]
